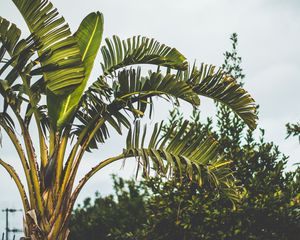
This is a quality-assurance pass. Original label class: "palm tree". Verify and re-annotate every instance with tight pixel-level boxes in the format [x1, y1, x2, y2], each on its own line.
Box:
[0, 0, 257, 239]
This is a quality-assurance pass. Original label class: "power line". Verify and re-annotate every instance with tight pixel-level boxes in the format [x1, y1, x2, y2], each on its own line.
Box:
[1, 209, 22, 240]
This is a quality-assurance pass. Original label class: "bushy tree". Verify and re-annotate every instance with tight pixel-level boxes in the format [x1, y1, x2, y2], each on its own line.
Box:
[70, 176, 148, 240]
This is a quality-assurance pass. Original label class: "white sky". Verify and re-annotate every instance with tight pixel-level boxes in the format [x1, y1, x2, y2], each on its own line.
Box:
[0, 0, 299, 233]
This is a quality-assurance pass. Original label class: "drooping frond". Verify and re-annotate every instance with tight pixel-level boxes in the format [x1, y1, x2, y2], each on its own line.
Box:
[125, 120, 236, 193]
[110, 67, 200, 113]
[183, 63, 257, 130]
[70, 120, 239, 216]
[0, 18, 39, 112]
[72, 98, 131, 151]
[101, 35, 188, 75]
[0, 17, 36, 77]
[76, 61, 257, 152]
[71, 111, 110, 151]
[75, 67, 200, 150]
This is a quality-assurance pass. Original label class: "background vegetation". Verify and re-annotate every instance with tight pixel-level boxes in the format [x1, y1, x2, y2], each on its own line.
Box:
[70, 34, 300, 240]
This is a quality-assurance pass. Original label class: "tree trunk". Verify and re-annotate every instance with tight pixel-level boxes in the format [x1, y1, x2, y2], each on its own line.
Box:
[22, 223, 70, 240]
[23, 199, 72, 240]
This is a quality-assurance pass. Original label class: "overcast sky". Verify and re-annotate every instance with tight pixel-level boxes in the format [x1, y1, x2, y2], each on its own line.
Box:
[0, 0, 299, 232]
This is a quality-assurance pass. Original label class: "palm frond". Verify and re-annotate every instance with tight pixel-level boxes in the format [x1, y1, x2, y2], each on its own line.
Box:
[74, 67, 200, 150]
[72, 103, 131, 151]
[109, 68, 200, 116]
[70, 120, 239, 216]
[183, 63, 257, 130]
[125, 120, 236, 192]
[70, 75, 114, 150]
[0, 17, 36, 84]
[101, 35, 188, 75]
[71, 113, 109, 151]
[0, 25, 40, 116]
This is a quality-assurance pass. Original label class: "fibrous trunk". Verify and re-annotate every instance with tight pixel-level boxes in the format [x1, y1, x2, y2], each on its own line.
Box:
[23, 190, 72, 240]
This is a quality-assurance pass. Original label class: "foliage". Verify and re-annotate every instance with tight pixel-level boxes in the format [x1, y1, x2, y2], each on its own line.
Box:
[70, 34, 300, 240]
[70, 176, 148, 240]
[71, 117, 300, 240]
[140, 116, 300, 240]
[0, 1, 257, 239]
[286, 122, 300, 143]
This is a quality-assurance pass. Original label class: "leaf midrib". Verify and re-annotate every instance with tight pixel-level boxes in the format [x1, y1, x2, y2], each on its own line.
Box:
[82, 14, 100, 61]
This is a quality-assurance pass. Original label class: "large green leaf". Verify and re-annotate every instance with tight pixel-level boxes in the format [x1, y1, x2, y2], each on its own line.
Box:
[49, 12, 104, 129]
[101, 35, 188, 75]
[75, 12, 104, 75]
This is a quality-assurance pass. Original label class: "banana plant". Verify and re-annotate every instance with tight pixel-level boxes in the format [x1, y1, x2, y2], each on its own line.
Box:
[0, 0, 257, 239]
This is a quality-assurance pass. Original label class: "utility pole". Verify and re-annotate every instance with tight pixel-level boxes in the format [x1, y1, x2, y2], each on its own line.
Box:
[1, 208, 22, 240]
